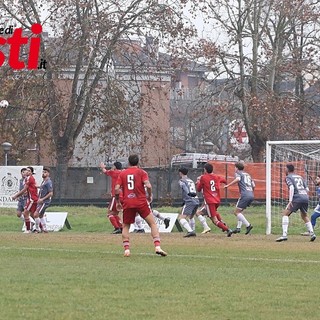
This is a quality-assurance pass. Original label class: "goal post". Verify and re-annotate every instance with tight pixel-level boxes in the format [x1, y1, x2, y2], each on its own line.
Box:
[266, 140, 320, 235]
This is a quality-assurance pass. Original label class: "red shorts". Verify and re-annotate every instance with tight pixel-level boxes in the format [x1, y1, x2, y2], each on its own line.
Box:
[25, 200, 37, 214]
[206, 203, 220, 218]
[122, 201, 152, 224]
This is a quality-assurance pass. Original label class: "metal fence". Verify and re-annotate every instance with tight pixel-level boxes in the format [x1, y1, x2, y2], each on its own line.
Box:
[49, 166, 250, 207]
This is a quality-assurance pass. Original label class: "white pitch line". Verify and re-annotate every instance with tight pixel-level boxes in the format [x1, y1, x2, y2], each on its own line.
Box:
[0, 245, 320, 264]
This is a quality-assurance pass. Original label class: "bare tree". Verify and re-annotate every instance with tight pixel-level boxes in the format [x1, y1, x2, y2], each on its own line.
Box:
[0, 0, 196, 197]
[191, 0, 320, 161]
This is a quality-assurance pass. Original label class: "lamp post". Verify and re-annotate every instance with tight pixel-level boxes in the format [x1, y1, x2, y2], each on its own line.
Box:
[203, 141, 214, 153]
[2, 142, 12, 166]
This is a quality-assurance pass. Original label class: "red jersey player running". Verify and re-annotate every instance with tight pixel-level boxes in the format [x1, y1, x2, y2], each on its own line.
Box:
[100, 161, 123, 234]
[196, 163, 233, 237]
[12, 166, 39, 233]
[114, 154, 167, 257]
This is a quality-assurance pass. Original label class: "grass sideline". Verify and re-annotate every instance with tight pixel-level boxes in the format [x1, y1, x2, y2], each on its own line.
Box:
[0, 205, 319, 320]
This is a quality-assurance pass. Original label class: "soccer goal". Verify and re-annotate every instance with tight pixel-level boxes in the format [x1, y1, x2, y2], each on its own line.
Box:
[266, 140, 320, 235]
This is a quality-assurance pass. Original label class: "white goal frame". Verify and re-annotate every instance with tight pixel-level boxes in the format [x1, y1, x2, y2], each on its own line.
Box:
[266, 140, 320, 235]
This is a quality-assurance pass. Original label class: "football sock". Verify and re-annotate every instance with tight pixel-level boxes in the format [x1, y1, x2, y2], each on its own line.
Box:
[237, 213, 250, 227]
[216, 221, 228, 232]
[153, 210, 165, 221]
[197, 214, 210, 230]
[153, 237, 161, 247]
[25, 219, 31, 231]
[108, 215, 119, 228]
[305, 221, 314, 234]
[282, 216, 289, 236]
[189, 217, 196, 231]
[115, 215, 122, 228]
[180, 218, 193, 232]
[40, 217, 47, 230]
[123, 240, 130, 250]
[35, 217, 41, 230]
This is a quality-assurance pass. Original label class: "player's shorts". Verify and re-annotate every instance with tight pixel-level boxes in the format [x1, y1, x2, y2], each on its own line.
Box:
[205, 203, 220, 218]
[236, 196, 254, 210]
[25, 199, 37, 214]
[36, 202, 50, 216]
[181, 202, 198, 216]
[123, 201, 152, 224]
[288, 201, 308, 214]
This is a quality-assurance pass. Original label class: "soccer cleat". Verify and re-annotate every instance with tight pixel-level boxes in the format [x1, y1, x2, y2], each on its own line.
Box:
[276, 236, 288, 242]
[155, 248, 167, 257]
[227, 229, 233, 237]
[201, 227, 211, 234]
[310, 234, 317, 242]
[232, 228, 241, 234]
[301, 231, 310, 236]
[135, 229, 145, 233]
[245, 225, 253, 235]
[164, 218, 170, 229]
[112, 228, 122, 234]
[23, 230, 31, 234]
[183, 231, 196, 238]
[124, 249, 131, 257]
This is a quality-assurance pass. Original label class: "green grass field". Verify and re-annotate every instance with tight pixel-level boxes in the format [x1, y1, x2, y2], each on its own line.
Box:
[1, 205, 320, 320]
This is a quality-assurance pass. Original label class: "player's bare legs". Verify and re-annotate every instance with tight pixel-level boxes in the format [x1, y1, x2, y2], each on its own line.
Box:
[23, 210, 32, 233]
[234, 207, 253, 235]
[144, 213, 167, 256]
[210, 215, 233, 237]
[301, 212, 316, 242]
[122, 223, 131, 257]
[108, 209, 123, 234]
[194, 210, 211, 234]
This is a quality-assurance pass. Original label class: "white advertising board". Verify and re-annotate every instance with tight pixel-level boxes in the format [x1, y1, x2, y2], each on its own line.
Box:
[129, 213, 178, 233]
[22, 212, 69, 232]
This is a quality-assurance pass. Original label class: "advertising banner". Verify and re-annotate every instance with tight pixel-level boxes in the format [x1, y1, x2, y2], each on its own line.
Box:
[0, 166, 43, 208]
[129, 213, 179, 233]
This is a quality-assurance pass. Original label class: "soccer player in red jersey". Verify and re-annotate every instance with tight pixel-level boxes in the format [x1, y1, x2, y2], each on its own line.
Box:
[100, 161, 123, 234]
[12, 166, 39, 233]
[196, 163, 233, 237]
[114, 154, 167, 257]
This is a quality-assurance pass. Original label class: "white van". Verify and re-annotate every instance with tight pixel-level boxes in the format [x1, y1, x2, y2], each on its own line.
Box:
[170, 153, 239, 168]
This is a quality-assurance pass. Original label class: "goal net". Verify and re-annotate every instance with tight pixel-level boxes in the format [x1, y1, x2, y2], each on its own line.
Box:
[266, 140, 320, 235]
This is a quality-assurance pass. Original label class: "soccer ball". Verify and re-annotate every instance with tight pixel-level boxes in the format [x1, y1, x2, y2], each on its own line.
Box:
[0, 100, 9, 108]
